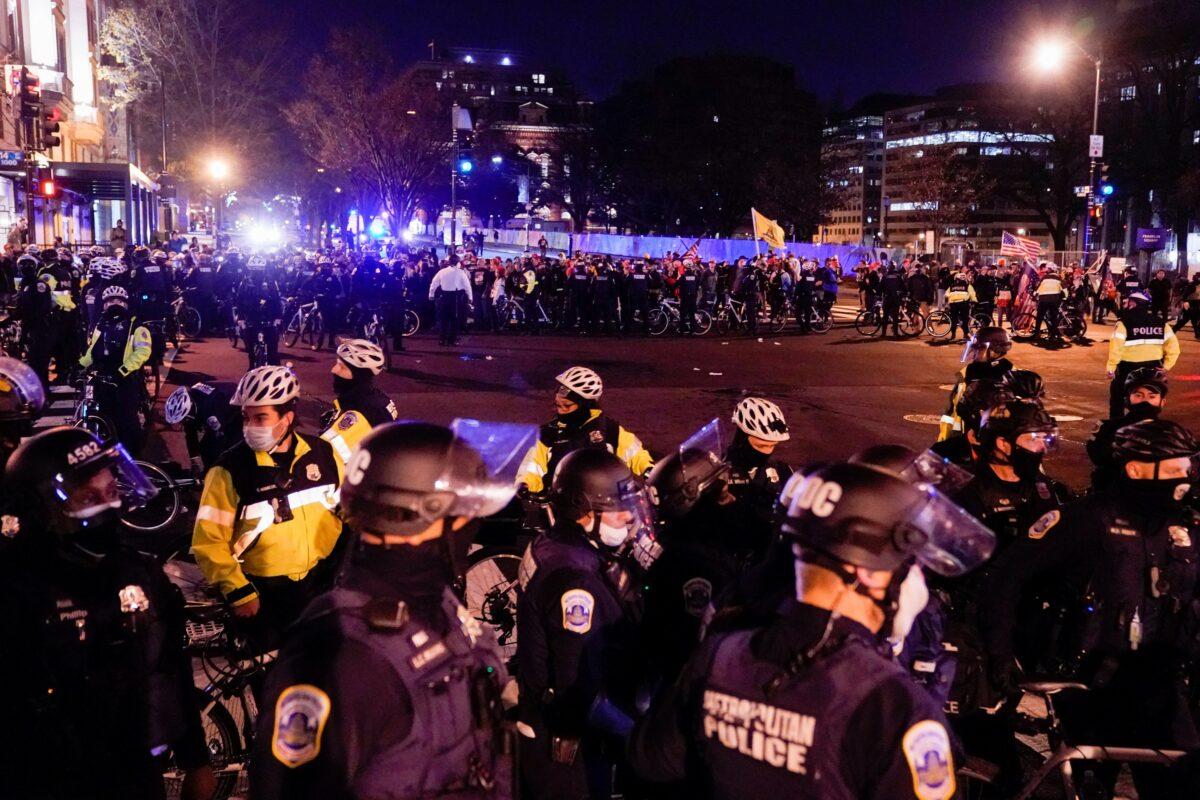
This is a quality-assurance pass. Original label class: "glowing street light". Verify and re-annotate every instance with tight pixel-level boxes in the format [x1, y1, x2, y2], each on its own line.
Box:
[1031, 38, 1070, 73]
[491, 154, 504, 166]
[207, 158, 230, 182]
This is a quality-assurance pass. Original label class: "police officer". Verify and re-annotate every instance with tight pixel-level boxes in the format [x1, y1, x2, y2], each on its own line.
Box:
[234, 258, 283, 367]
[1087, 365, 1169, 492]
[726, 397, 794, 559]
[1003, 367, 1046, 402]
[879, 263, 907, 338]
[629, 461, 995, 799]
[517, 447, 658, 799]
[251, 420, 525, 800]
[591, 260, 617, 334]
[953, 399, 1069, 549]
[794, 260, 818, 333]
[163, 381, 241, 474]
[0, 427, 214, 800]
[306, 257, 343, 351]
[929, 378, 1014, 471]
[938, 326, 1013, 442]
[319, 338, 398, 464]
[1106, 290, 1179, 420]
[516, 366, 653, 495]
[567, 261, 592, 332]
[13, 254, 55, 388]
[191, 365, 344, 648]
[982, 420, 1200, 798]
[1033, 266, 1066, 346]
[944, 271, 976, 342]
[625, 260, 651, 335]
[79, 285, 153, 454]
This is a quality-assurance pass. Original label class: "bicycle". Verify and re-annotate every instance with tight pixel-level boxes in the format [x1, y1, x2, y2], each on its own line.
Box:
[122, 460, 203, 533]
[71, 371, 117, 443]
[927, 306, 992, 340]
[648, 298, 713, 336]
[0, 308, 25, 358]
[356, 307, 393, 371]
[282, 299, 320, 347]
[712, 297, 765, 335]
[171, 292, 203, 340]
[790, 304, 834, 334]
[496, 293, 558, 333]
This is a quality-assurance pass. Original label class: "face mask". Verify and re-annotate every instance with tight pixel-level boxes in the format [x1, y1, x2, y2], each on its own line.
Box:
[1122, 476, 1192, 508]
[1126, 402, 1162, 422]
[1007, 445, 1044, 481]
[557, 405, 590, 428]
[333, 375, 355, 395]
[596, 516, 629, 548]
[728, 435, 769, 471]
[244, 419, 285, 452]
[890, 564, 929, 656]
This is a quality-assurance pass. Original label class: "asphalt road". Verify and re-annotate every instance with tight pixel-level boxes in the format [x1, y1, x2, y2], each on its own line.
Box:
[155, 306, 1200, 493]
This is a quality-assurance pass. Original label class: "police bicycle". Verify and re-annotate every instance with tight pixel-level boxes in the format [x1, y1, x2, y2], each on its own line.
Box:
[495, 292, 560, 334]
[352, 305, 393, 371]
[121, 460, 204, 533]
[281, 297, 319, 348]
[161, 565, 274, 800]
[712, 296, 770, 335]
[170, 291, 204, 340]
[648, 297, 713, 336]
[855, 298, 925, 337]
[772, 297, 833, 335]
[926, 304, 992, 340]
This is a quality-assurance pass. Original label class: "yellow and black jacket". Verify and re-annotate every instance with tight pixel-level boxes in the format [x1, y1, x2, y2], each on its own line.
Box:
[192, 433, 343, 607]
[517, 408, 653, 492]
[320, 385, 398, 464]
[1107, 309, 1180, 373]
[79, 316, 152, 377]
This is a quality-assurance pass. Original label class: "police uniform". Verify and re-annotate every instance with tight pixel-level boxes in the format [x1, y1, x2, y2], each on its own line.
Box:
[191, 434, 343, 637]
[0, 539, 208, 799]
[516, 409, 653, 494]
[251, 582, 509, 799]
[794, 269, 818, 333]
[79, 309, 153, 453]
[1106, 309, 1179, 419]
[182, 381, 241, 471]
[982, 494, 1200, 795]
[937, 358, 1012, 441]
[321, 381, 399, 464]
[516, 523, 639, 799]
[678, 266, 701, 334]
[629, 599, 958, 800]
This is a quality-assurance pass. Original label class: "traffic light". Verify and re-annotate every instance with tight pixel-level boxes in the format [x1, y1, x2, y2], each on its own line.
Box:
[458, 158, 474, 174]
[18, 67, 40, 118]
[40, 107, 62, 150]
[37, 168, 56, 197]
[1100, 183, 1115, 197]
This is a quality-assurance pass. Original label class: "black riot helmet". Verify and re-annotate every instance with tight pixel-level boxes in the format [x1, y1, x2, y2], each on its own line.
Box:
[648, 418, 730, 519]
[1111, 419, 1199, 465]
[1123, 366, 1169, 399]
[957, 379, 1015, 439]
[551, 447, 658, 562]
[961, 326, 1012, 363]
[779, 462, 994, 577]
[0, 357, 46, 453]
[1005, 369, 1046, 401]
[978, 399, 1058, 454]
[3, 426, 157, 555]
[848, 444, 973, 495]
[340, 419, 534, 539]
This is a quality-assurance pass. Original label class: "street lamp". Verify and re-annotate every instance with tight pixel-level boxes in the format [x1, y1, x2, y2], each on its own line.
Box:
[206, 158, 232, 243]
[1031, 35, 1103, 257]
[207, 158, 230, 182]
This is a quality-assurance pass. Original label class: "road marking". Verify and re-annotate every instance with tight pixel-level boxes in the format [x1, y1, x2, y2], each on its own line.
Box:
[904, 414, 943, 425]
[1051, 414, 1084, 422]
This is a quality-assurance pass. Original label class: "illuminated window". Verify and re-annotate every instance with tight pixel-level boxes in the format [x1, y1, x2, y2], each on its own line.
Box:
[1120, 85, 1136, 101]
[532, 73, 545, 84]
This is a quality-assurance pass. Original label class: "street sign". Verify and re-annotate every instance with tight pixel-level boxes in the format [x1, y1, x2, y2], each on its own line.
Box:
[1089, 135, 1104, 158]
[1136, 228, 1170, 251]
[1075, 185, 1093, 197]
[0, 150, 21, 167]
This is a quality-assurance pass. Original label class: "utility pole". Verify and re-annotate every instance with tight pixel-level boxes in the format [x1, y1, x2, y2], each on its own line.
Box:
[450, 103, 459, 253]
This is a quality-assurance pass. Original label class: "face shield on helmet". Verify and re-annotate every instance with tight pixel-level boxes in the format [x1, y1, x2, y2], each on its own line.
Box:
[603, 475, 659, 567]
[897, 449, 975, 496]
[443, 418, 538, 519]
[675, 417, 730, 493]
[49, 443, 158, 527]
[898, 485, 996, 576]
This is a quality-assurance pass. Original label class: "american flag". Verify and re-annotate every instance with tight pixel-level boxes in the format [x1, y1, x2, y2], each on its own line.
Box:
[1000, 231, 1042, 261]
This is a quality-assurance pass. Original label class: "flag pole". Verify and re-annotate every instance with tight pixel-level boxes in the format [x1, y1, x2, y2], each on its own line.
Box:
[752, 209, 761, 259]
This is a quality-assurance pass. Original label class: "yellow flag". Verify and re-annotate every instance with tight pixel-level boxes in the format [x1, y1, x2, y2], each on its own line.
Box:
[752, 208, 786, 249]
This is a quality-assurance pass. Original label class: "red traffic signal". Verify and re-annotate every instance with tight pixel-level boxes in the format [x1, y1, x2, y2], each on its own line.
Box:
[40, 107, 62, 150]
[18, 67, 41, 118]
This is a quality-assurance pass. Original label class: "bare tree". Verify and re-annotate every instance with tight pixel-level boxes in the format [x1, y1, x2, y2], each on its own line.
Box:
[545, 126, 610, 232]
[285, 32, 451, 229]
[900, 147, 994, 251]
[99, 0, 289, 179]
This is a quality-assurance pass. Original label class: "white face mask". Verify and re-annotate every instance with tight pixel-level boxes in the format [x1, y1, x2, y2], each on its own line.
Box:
[244, 420, 285, 453]
[889, 564, 930, 656]
[597, 516, 630, 548]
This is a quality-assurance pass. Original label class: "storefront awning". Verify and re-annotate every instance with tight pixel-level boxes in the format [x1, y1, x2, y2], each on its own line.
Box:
[48, 161, 159, 199]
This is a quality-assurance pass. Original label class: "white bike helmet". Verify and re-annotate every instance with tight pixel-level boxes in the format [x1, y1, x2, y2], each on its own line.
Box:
[101, 285, 129, 304]
[247, 255, 267, 269]
[231, 365, 299, 407]
[732, 397, 790, 442]
[556, 366, 603, 400]
[163, 387, 194, 425]
[336, 338, 386, 375]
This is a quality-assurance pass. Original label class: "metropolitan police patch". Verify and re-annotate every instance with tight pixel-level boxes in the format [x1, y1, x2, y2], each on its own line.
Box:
[902, 720, 955, 800]
[272, 684, 331, 767]
[306, 463, 321, 482]
[338, 411, 358, 431]
[1027, 510, 1061, 540]
[681, 577, 713, 618]
[561, 589, 595, 634]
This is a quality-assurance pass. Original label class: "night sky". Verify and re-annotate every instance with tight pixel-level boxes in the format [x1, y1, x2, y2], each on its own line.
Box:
[274, 0, 1109, 106]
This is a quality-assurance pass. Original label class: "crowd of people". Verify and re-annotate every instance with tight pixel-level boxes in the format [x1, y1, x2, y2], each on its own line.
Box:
[0, 233, 1199, 799]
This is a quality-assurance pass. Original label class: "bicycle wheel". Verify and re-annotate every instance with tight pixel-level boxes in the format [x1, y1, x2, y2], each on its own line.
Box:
[648, 308, 670, 336]
[283, 311, 302, 347]
[301, 314, 322, 347]
[714, 310, 733, 335]
[926, 311, 953, 340]
[969, 312, 992, 333]
[900, 310, 926, 338]
[162, 687, 244, 800]
[370, 323, 392, 371]
[401, 309, 420, 337]
[854, 310, 882, 337]
[464, 547, 524, 664]
[504, 303, 525, 332]
[76, 413, 114, 443]
[811, 310, 833, 334]
[769, 312, 787, 334]
[179, 306, 202, 339]
[122, 461, 181, 532]
[692, 309, 713, 336]
[1010, 309, 1035, 339]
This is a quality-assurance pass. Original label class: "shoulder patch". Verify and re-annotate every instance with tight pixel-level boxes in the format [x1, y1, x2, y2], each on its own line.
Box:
[902, 719, 956, 800]
[587, 428, 605, 445]
[561, 589, 595, 634]
[338, 411, 359, 431]
[1169, 526, 1192, 548]
[1027, 509, 1061, 540]
[306, 463, 321, 482]
[272, 684, 331, 768]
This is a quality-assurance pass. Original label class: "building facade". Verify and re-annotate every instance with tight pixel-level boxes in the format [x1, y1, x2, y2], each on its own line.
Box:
[881, 87, 1053, 253]
[816, 113, 884, 245]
